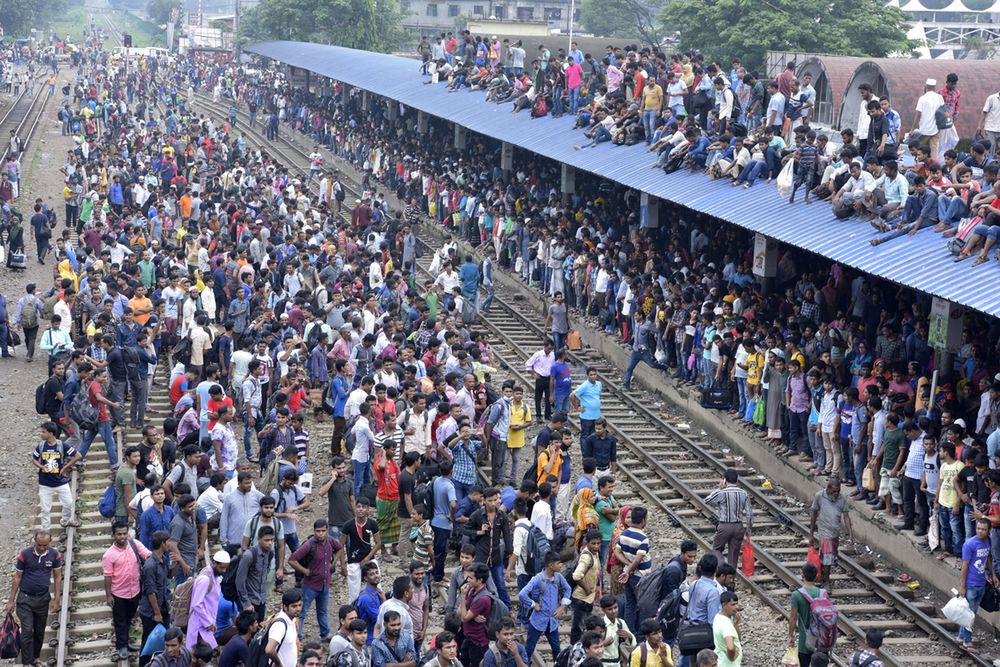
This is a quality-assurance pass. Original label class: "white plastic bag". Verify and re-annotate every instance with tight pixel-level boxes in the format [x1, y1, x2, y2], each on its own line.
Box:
[776, 159, 795, 197]
[943, 595, 975, 628]
[928, 514, 940, 551]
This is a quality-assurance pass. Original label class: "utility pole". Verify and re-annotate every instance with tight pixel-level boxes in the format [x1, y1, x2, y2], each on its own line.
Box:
[234, 0, 241, 61]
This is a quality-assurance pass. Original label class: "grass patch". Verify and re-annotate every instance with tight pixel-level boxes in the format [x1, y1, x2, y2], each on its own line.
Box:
[47, 7, 165, 48]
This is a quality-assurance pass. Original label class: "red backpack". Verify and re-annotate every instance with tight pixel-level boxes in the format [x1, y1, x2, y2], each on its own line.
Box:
[799, 587, 839, 653]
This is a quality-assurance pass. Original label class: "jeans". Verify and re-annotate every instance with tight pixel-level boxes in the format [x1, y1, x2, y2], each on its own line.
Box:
[480, 282, 495, 312]
[839, 436, 855, 481]
[432, 526, 451, 582]
[0, 322, 10, 357]
[489, 563, 512, 607]
[525, 623, 560, 659]
[938, 195, 968, 226]
[735, 160, 767, 186]
[568, 86, 581, 113]
[623, 348, 665, 388]
[80, 420, 119, 468]
[352, 460, 371, 497]
[960, 586, 985, 643]
[623, 576, 639, 635]
[108, 378, 127, 427]
[507, 446, 525, 487]
[580, 419, 595, 440]
[809, 429, 825, 470]
[902, 475, 928, 531]
[16, 591, 49, 664]
[853, 446, 868, 491]
[516, 574, 532, 625]
[243, 410, 263, 459]
[570, 599, 593, 645]
[552, 85, 563, 115]
[129, 378, 149, 427]
[299, 584, 330, 639]
[964, 505, 975, 548]
[788, 410, 809, 454]
[111, 594, 140, 650]
[534, 377, 551, 421]
[943, 505, 965, 555]
[552, 331, 566, 354]
[642, 110, 657, 143]
[552, 394, 570, 416]
[490, 437, 508, 486]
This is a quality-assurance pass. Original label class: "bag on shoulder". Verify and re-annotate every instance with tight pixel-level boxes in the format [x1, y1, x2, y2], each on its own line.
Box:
[20, 298, 38, 329]
[799, 586, 839, 653]
[98, 483, 117, 518]
[935, 103, 954, 130]
[35, 382, 48, 415]
[473, 587, 511, 640]
[248, 614, 287, 667]
[412, 479, 435, 515]
[170, 576, 197, 627]
[523, 526, 550, 576]
[69, 389, 98, 431]
[42, 294, 59, 321]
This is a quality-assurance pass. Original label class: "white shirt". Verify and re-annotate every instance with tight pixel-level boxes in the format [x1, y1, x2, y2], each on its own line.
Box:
[376, 598, 414, 637]
[345, 388, 369, 423]
[512, 518, 531, 576]
[857, 97, 872, 138]
[199, 486, 224, 520]
[530, 498, 553, 540]
[983, 93, 1000, 133]
[54, 300, 72, 334]
[268, 611, 298, 667]
[916, 90, 945, 137]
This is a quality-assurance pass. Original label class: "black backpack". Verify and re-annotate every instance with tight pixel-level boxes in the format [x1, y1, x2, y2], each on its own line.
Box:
[220, 549, 256, 602]
[35, 382, 48, 415]
[413, 479, 435, 515]
[248, 615, 287, 667]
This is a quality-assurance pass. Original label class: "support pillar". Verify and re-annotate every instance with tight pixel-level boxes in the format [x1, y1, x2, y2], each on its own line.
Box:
[362, 90, 371, 112]
[501, 141, 513, 173]
[418, 110, 429, 135]
[455, 125, 467, 149]
[929, 297, 963, 383]
[639, 191, 658, 228]
[560, 164, 575, 205]
[751, 233, 778, 295]
[388, 101, 399, 122]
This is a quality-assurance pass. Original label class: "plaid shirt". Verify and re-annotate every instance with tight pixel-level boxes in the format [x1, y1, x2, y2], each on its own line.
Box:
[88, 344, 107, 362]
[451, 437, 482, 485]
[371, 632, 414, 667]
[940, 87, 961, 118]
[905, 435, 926, 479]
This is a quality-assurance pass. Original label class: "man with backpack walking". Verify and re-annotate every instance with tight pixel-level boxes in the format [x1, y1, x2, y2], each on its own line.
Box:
[185, 550, 230, 651]
[289, 518, 347, 642]
[519, 551, 572, 660]
[103, 521, 152, 662]
[787, 562, 836, 667]
[33, 421, 80, 530]
[233, 524, 276, 621]
[15, 283, 42, 362]
[138, 531, 171, 667]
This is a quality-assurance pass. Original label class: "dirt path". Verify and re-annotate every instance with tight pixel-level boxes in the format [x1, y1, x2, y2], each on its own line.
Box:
[0, 68, 75, 596]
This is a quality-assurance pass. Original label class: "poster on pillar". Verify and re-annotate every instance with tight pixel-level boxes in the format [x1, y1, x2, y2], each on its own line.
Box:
[752, 233, 778, 277]
[501, 142, 513, 171]
[928, 297, 963, 352]
[639, 192, 658, 228]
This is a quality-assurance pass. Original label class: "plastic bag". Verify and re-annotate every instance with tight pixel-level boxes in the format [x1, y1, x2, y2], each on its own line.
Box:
[567, 330, 582, 351]
[744, 399, 757, 424]
[862, 466, 877, 492]
[141, 623, 167, 657]
[928, 514, 940, 551]
[741, 537, 755, 577]
[943, 595, 975, 628]
[806, 546, 822, 571]
[752, 400, 766, 426]
[781, 646, 799, 667]
[776, 159, 795, 197]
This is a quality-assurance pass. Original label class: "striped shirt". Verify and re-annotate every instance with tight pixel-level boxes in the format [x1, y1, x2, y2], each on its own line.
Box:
[904, 435, 926, 480]
[618, 527, 651, 577]
[451, 438, 482, 486]
[703, 485, 753, 527]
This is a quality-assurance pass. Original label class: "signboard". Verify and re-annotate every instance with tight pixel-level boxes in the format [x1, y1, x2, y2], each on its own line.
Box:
[929, 296, 963, 352]
[501, 142, 513, 171]
[752, 233, 778, 277]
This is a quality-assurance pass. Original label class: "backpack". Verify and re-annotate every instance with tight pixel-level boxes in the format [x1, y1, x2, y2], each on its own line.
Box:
[554, 646, 572, 667]
[98, 483, 117, 518]
[656, 562, 688, 638]
[472, 587, 510, 639]
[248, 615, 287, 667]
[935, 103, 954, 130]
[635, 563, 670, 624]
[20, 298, 38, 329]
[343, 415, 361, 453]
[172, 336, 193, 366]
[221, 549, 257, 603]
[799, 587, 839, 653]
[35, 382, 48, 415]
[297, 537, 320, 570]
[412, 479, 435, 515]
[205, 333, 223, 368]
[69, 389, 99, 431]
[851, 654, 879, 667]
[260, 458, 281, 496]
[123, 346, 140, 370]
[523, 525, 550, 576]
[169, 576, 197, 627]
[42, 294, 59, 322]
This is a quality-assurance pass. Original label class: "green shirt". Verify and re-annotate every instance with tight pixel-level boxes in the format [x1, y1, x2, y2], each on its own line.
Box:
[114, 466, 136, 518]
[790, 586, 821, 654]
[881, 428, 904, 471]
[595, 495, 616, 541]
[139, 260, 156, 289]
[713, 613, 741, 666]
[423, 292, 438, 320]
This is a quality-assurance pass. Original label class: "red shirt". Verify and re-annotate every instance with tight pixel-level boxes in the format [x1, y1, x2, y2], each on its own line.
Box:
[170, 375, 189, 406]
[88, 380, 109, 422]
[207, 396, 235, 430]
[374, 451, 400, 500]
[286, 387, 307, 413]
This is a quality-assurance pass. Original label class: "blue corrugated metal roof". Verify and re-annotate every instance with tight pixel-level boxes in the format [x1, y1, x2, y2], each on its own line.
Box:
[248, 41, 1000, 318]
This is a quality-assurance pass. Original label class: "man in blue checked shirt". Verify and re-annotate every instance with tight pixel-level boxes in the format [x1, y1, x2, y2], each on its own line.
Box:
[371, 610, 415, 667]
[518, 551, 572, 660]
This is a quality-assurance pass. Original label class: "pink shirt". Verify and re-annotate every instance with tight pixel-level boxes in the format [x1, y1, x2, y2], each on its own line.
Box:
[566, 63, 583, 89]
[187, 566, 221, 650]
[102, 540, 152, 599]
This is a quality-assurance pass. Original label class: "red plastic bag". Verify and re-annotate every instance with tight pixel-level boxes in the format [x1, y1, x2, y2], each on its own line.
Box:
[807, 545, 822, 570]
[741, 537, 755, 577]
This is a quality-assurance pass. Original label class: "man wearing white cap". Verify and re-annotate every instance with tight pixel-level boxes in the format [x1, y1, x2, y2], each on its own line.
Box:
[912, 78, 945, 162]
[186, 550, 231, 651]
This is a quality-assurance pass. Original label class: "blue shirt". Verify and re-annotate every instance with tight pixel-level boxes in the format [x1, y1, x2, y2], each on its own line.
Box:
[685, 577, 721, 623]
[452, 438, 482, 486]
[517, 572, 572, 631]
[573, 381, 602, 420]
[357, 585, 382, 644]
[431, 477, 457, 530]
[371, 631, 416, 667]
[963, 536, 991, 588]
[138, 505, 176, 550]
[483, 643, 530, 667]
[331, 375, 350, 417]
[551, 362, 572, 397]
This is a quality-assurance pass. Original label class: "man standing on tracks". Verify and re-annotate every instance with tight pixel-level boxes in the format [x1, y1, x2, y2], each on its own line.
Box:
[808, 479, 854, 589]
[703, 469, 753, 567]
[103, 521, 152, 662]
[6, 530, 62, 667]
[572, 367, 603, 439]
[34, 420, 81, 530]
[525, 340, 554, 423]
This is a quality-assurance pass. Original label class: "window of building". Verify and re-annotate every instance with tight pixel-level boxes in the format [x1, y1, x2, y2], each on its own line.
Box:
[473, 4, 484, 14]
[448, 4, 460, 15]
[516, 6, 533, 19]
[544, 7, 561, 19]
[426, 3, 438, 15]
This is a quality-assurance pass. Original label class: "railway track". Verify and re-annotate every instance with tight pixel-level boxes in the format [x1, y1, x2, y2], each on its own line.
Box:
[0, 72, 54, 164]
[190, 84, 1000, 666]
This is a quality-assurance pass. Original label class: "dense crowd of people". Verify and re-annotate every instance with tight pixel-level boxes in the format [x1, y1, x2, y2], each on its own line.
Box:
[3, 23, 1000, 667]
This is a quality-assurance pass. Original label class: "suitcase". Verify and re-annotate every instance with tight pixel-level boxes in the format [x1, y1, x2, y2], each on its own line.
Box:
[7, 252, 26, 269]
[700, 386, 731, 410]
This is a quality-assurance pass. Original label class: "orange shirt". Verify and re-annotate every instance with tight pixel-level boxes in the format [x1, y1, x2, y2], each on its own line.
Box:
[128, 296, 153, 325]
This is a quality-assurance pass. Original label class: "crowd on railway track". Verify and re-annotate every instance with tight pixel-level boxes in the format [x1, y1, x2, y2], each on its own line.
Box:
[3, 24, 1000, 667]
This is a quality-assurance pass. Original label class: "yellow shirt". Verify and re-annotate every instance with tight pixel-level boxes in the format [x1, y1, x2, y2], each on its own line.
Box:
[630, 641, 674, 667]
[938, 460, 963, 508]
[508, 401, 531, 449]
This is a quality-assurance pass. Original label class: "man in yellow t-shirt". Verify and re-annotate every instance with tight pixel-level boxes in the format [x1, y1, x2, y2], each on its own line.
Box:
[630, 619, 675, 667]
[936, 441, 964, 557]
[507, 386, 531, 485]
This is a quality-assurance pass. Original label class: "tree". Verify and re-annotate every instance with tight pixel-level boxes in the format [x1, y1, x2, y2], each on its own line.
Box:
[580, 0, 665, 47]
[660, 0, 912, 67]
[0, 0, 66, 37]
[145, 0, 180, 26]
[240, 0, 408, 53]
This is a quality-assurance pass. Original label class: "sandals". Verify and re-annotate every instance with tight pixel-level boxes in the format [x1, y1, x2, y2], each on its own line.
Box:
[972, 254, 989, 267]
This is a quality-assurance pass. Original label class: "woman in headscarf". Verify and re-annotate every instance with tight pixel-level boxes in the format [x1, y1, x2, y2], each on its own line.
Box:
[606, 506, 631, 596]
[57, 258, 78, 291]
[572, 486, 599, 548]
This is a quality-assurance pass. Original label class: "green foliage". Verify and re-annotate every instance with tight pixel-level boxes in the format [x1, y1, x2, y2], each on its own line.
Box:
[145, 0, 181, 26]
[660, 0, 913, 67]
[241, 0, 408, 53]
[581, 0, 665, 46]
[0, 0, 66, 37]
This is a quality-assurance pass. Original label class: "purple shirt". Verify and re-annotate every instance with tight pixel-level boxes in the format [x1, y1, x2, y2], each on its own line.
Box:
[290, 536, 343, 591]
[787, 373, 810, 413]
[187, 566, 221, 650]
